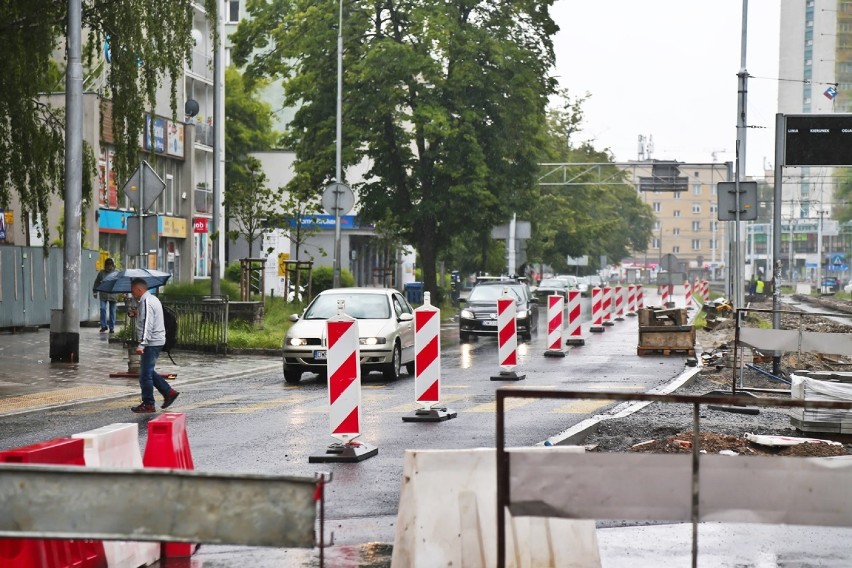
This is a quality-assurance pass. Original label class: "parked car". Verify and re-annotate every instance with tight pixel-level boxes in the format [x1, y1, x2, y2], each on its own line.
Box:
[459, 280, 538, 341]
[535, 278, 570, 301]
[576, 276, 590, 296]
[844, 280, 852, 294]
[555, 275, 578, 289]
[282, 288, 415, 384]
[821, 277, 840, 292]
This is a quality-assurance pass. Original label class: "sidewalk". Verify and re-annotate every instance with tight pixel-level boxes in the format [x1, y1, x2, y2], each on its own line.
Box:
[0, 326, 280, 417]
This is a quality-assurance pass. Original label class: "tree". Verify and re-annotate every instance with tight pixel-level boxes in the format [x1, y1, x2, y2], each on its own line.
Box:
[233, 0, 558, 297]
[0, 0, 217, 243]
[225, 66, 279, 189]
[225, 157, 281, 258]
[833, 169, 852, 223]
[277, 192, 324, 262]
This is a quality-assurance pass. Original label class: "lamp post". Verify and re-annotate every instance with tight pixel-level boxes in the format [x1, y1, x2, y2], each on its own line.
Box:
[332, 0, 344, 289]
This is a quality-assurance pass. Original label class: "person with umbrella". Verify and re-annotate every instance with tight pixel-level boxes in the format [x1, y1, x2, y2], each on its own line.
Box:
[128, 277, 179, 413]
[93, 258, 118, 333]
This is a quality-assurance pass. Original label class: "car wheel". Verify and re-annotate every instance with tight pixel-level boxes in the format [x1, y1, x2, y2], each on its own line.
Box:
[383, 343, 402, 380]
[283, 368, 303, 384]
[405, 361, 415, 376]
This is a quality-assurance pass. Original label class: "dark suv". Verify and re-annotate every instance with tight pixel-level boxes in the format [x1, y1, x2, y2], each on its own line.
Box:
[458, 280, 538, 341]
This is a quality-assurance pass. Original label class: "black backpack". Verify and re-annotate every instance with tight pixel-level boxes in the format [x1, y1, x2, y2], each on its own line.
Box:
[163, 306, 178, 364]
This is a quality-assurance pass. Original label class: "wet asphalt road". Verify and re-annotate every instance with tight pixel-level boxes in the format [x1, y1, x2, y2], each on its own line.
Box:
[0, 296, 688, 565]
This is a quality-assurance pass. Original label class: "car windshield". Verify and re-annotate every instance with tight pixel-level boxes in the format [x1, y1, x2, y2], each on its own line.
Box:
[304, 293, 391, 320]
[468, 285, 524, 302]
[539, 279, 566, 288]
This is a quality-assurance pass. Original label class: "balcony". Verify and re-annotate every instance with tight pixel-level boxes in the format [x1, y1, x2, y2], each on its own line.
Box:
[186, 50, 213, 82]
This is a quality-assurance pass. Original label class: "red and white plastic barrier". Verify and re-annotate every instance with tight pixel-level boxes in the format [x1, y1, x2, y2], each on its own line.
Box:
[637, 284, 645, 310]
[590, 287, 604, 333]
[694, 279, 702, 304]
[565, 290, 585, 345]
[0, 439, 108, 568]
[544, 294, 565, 357]
[614, 285, 625, 321]
[702, 280, 710, 302]
[404, 293, 457, 421]
[627, 284, 637, 316]
[490, 289, 525, 380]
[602, 286, 614, 326]
[661, 284, 670, 306]
[684, 281, 693, 309]
[75, 423, 160, 568]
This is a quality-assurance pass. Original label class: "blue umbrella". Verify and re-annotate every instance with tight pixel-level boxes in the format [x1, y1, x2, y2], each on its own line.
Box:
[95, 268, 172, 293]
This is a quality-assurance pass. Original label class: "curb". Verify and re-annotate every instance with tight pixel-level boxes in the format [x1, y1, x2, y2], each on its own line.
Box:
[0, 361, 282, 419]
[541, 365, 702, 447]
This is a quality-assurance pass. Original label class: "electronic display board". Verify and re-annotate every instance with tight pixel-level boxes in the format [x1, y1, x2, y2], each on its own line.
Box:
[784, 115, 852, 166]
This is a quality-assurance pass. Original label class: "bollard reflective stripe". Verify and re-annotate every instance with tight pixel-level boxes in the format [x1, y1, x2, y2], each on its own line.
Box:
[661, 284, 670, 306]
[602, 286, 613, 322]
[414, 296, 441, 408]
[590, 287, 604, 333]
[627, 284, 637, 315]
[684, 281, 693, 309]
[614, 285, 625, 320]
[497, 296, 517, 369]
[565, 290, 586, 345]
[327, 315, 361, 441]
[546, 295, 564, 351]
[637, 284, 645, 310]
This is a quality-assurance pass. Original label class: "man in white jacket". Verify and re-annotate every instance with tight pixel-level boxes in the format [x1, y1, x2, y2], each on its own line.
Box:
[128, 278, 179, 413]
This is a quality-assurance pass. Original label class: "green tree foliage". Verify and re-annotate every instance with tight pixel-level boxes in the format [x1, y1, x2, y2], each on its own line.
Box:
[0, 0, 217, 243]
[523, 91, 654, 271]
[833, 168, 852, 223]
[225, 66, 279, 188]
[225, 156, 282, 257]
[233, 0, 558, 296]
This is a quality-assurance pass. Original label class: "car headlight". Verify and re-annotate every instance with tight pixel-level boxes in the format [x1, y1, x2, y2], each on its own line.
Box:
[359, 337, 387, 346]
[517, 310, 528, 319]
[287, 337, 308, 346]
[460, 309, 474, 319]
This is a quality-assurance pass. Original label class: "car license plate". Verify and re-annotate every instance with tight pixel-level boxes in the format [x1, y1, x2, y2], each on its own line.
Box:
[482, 320, 497, 327]
[313, 350, 327, 361]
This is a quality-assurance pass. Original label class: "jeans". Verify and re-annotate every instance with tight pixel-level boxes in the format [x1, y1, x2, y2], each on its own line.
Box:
[99, 300, 117, 331]
[139, 345, 172, 406]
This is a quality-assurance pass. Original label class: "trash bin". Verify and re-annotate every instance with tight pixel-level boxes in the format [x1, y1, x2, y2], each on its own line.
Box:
[404, 282, 424, 304]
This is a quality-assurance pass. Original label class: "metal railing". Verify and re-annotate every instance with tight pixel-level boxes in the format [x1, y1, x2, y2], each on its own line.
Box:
[495, 388, 852, 568]
[123, 295, 229, 353]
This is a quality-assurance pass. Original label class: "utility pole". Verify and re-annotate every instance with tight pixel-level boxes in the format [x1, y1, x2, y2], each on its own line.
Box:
[211, 0, 224, 295]
[732, 0, 748, 310]
[51, 0, 83, 362]
[333, 0, 344, 289]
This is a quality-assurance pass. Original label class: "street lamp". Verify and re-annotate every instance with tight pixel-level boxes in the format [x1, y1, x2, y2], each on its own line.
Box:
[332, 0, 344, 289]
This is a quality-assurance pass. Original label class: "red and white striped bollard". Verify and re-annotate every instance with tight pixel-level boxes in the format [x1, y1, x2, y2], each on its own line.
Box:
[661, 284, 670, 307]
[637, 284, 645, 310]
[310, 300, 378, 463]
[590, 286, 605, 333]
[544, 294, 566, 358]
[565, 289, 585, 345]
[614, 285, 625, 321]
[627, 284, 637, 316]
[684, 281, 693, 309]
[602, 286, 615, 326]
[490, 288, 525, 380]
[403, 292, 457, 422]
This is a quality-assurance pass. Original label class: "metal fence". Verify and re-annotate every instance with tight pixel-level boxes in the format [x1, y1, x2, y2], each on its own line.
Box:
[0, 246, 100, 328]
[124, 295, 229, 353]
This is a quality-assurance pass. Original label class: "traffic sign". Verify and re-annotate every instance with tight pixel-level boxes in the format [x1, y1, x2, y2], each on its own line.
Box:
[322, 182, 354, 217]
[0, 209, 6, 241]
[126, 215, 159, 256]
[277, 252, 290, 277]
[717, 181, 758, 221]
[123, 161, 166, 213]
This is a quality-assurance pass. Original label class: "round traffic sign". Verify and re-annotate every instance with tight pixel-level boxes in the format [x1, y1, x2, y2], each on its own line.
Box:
[322, 182, 355, 217]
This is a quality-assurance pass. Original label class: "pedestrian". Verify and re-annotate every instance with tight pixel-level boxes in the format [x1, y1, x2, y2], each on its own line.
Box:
[128, 277, 179, 413]
[93, 258, 118, 333]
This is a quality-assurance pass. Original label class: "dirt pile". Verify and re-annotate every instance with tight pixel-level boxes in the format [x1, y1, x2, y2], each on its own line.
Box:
[626, 432, 847, 458]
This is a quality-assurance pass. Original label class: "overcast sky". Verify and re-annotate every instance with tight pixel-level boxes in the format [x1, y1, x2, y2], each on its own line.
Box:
[551, 0, 780, 177]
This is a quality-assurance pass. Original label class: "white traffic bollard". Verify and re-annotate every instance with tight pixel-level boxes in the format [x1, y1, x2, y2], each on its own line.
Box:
[685, 281, 693, 310]
[403, 292, 457, 422]
[310, 300, 378, 463]
[602, 286, 615, 327]
[544, 294, 566, 358]
[565, 290, 585, 345]
[614, 285, 625, 321]
[490, 288, 525, 381]
[590, 286, 605, 333]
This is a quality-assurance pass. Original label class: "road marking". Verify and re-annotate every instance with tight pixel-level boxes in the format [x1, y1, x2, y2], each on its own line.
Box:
[382, 394, 467, 413]
[212, 394, 323, 414]
[442, 385, 469, 389]
[583, 384, 647, 391]
[551, 400, 611, 414]
[0, 386, 128, 415]
[178, 393, 251, 412]
[467, 398, 537, 413]
[363, 385, 387, 390]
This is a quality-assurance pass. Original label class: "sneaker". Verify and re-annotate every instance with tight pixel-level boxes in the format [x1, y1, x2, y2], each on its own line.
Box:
[109, 329, 115, 334]
[100, 327, 108, 333]
[162, 390, 180, 409]
[131, 403, 156, 413]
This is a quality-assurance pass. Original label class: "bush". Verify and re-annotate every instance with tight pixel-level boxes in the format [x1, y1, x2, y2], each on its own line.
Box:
[224, 262, 241, 283]
[160, 279, 241, 301]
[311, 266, 355, 295]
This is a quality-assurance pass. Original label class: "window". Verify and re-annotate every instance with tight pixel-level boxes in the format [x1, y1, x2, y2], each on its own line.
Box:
[710, 221, 718, 231]
[673, 210, 681, 218]
[709, 238, 717, 249]
[674, 192, 681, 200]
[692, 203, 701, 214]
[692, 183, 702, 196]
[711, 184, 717, 196]
[710, 203, 718, 213]
[652, 238, 660, 249]
[672, 246, 680, 254]
[692, 239, 701, 250]
[228, 0, 240, 23]
[653, 202, 661, 212]
[692, 221, 701, 231]
[654, 221, 661, 230]
[672, 228, 681, 236]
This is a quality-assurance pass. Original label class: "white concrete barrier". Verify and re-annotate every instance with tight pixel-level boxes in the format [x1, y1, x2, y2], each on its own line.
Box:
[73, 423, 160, 568]
[391, 448, 601, 568]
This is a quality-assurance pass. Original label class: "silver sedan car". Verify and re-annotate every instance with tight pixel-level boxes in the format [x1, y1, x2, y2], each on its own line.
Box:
[282, 288, 416, 384]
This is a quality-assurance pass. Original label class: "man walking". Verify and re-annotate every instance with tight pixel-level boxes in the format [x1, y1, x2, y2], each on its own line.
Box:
[128, 277, 179, 413]
[93, 258, 118, 333]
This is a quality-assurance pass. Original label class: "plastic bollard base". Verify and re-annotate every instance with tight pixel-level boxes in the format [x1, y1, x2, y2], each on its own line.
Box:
[490, 371, 526, 381]
[402, 407, 458, 423]
[309, 441, 378, 463]
[543, 350, 566, 358]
